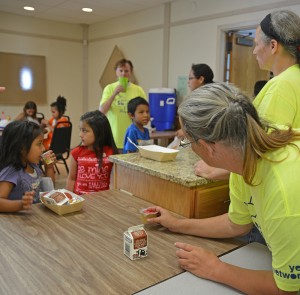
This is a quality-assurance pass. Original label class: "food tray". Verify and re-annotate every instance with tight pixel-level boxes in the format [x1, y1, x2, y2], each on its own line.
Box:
[138, 145, 179, 161]
[40, 189, 84, 215]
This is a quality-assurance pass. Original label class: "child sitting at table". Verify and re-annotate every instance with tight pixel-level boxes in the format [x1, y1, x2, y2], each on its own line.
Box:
[0, 121, 56, 212]
[66, 110, 118, 195]
[14, 101, 40, 124]
[123, 97, 151, 153]
[42, 95, 68, 150]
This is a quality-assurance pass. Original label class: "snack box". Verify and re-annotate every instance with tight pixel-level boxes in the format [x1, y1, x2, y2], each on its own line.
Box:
[140, 208, 159, 224]
[40, 189, 84, 215]
[124, 225, 148, 260]
[138, 144, 179, 162]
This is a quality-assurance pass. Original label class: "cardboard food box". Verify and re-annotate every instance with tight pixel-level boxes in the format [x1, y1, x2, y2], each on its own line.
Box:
[138, 145, 179, 161]
[124, 225, 148, 260]
[40, 189, 84, 215]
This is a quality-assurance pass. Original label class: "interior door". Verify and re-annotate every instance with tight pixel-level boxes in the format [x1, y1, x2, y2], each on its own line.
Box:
[225, 32, 270, 98]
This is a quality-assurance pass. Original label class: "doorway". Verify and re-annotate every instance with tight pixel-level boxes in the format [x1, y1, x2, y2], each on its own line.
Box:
[223, 30, 270, 98]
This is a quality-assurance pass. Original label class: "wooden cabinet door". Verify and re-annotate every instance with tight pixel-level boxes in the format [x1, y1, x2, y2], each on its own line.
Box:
[194, 182, 230, 218]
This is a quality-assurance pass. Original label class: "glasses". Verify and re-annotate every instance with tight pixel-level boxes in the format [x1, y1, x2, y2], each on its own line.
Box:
[179, 138, 198, 148]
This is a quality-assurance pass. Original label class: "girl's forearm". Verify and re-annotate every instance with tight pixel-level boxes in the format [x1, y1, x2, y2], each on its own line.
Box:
[66, 179, 75, 192]
[45, 164, 55, 184]
[0, 199, 23, 212]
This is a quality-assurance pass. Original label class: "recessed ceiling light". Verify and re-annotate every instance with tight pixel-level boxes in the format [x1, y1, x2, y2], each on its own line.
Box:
[24, 6, 35, 11]
[82, 8, 93, 13]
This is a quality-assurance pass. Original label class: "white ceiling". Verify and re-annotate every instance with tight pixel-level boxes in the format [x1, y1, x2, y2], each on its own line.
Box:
[0, 0, 176, 25]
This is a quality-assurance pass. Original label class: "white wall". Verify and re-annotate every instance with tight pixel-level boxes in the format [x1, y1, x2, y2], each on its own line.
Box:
[1, 1, 300, 145]
[0, 12, 83, 147]
[88, 5, 165, 110]
[88, 0, 300, 107]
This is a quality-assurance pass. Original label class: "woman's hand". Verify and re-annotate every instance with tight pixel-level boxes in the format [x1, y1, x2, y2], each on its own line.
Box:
[146, 206, 180, 232]
[175, 242, 221, 280]
[175, 129, 184, 139]
[194, 160, 215, 179]
[194, 160, 231, 180]
[22, 191, 34, 210]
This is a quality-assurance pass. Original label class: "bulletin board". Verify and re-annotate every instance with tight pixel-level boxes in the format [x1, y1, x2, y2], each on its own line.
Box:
[99, 45, 137, 90]
[0, 52, 47, 105]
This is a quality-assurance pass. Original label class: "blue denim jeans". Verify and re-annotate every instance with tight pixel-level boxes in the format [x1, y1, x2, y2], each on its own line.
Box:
[237, 226, 266, 245]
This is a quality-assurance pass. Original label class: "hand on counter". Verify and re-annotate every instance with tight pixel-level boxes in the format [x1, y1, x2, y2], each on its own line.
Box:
[175, 242, 221, 280]
[194, 160, 230, 180]
[175, 128, 184, 139]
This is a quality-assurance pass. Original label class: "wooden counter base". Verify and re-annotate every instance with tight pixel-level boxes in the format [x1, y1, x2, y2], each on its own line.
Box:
[113, 164, 230, 218]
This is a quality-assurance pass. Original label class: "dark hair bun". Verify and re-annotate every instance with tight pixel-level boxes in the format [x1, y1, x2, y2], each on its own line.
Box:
[56, 95, 67, 107]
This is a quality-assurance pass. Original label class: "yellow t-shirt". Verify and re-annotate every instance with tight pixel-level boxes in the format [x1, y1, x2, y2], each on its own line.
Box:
[100, 81, 146, 149]
[229, 141, 300, 292]
[253, 64, 300, 127]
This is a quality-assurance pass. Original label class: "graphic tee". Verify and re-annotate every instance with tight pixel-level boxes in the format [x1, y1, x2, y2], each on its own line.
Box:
[100, 81, 146, 149]
[0, 164, 43, 203]
[71, 146, 114, 195]
[228, 140, 300, 292]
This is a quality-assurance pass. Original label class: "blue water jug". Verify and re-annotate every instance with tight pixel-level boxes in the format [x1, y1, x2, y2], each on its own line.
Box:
[148, 88, 176, 131]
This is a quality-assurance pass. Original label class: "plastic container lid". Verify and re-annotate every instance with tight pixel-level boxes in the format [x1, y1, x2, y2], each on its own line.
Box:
[148, 88, 175, 94]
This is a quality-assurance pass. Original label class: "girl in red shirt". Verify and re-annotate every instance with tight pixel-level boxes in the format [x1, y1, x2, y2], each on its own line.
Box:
[67, 110, 118, 195]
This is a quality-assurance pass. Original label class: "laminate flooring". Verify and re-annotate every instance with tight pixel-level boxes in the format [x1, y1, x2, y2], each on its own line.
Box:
[53, 159, 70, 189]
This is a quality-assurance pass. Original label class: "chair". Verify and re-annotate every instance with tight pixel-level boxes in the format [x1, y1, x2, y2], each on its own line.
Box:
[63, 115, 70, 121]
[49, 120, 72, 174]
[36, 112, 45, 124]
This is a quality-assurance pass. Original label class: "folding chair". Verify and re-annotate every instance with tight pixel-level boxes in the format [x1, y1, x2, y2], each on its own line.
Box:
[63, 115, 70, 121]
[49, 120, 72, 174]
[36, 112, 45, 124]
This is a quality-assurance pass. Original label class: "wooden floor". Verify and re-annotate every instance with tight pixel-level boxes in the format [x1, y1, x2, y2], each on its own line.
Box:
[53, 160, 70, 189]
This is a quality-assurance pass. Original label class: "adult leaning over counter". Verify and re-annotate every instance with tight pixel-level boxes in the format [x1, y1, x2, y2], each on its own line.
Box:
[148, 82, 300, 294]
[99, 59, 146, 152]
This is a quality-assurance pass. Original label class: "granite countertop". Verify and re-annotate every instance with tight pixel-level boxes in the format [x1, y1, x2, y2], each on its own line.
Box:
[109, 148, 215, 188]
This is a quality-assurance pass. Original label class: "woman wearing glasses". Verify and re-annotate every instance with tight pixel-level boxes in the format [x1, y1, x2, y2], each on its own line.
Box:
[176, 63, 214, 138]
[187, 63, 214, 91]
[148, 82, 300, 294]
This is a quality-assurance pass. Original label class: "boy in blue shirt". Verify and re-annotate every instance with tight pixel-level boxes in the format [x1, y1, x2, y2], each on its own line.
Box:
[123, 97, 151, 153]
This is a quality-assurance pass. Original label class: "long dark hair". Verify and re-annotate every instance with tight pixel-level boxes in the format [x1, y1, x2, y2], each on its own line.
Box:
[23, 101, 37, 118]
[80, 110, 118, 165]
[0, 121, 43, 170]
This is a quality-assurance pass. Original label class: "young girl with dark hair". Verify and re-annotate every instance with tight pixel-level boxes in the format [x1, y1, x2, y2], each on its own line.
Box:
[0, 121, 55, 212]
[67, 110, 118, 195]
[42, 95, 68, 149]
[14, 101, 39, 124]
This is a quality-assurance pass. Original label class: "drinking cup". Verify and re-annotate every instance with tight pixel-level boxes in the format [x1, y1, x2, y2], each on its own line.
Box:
[118, 77, 128, 92]
[41, 151, 54, 165]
